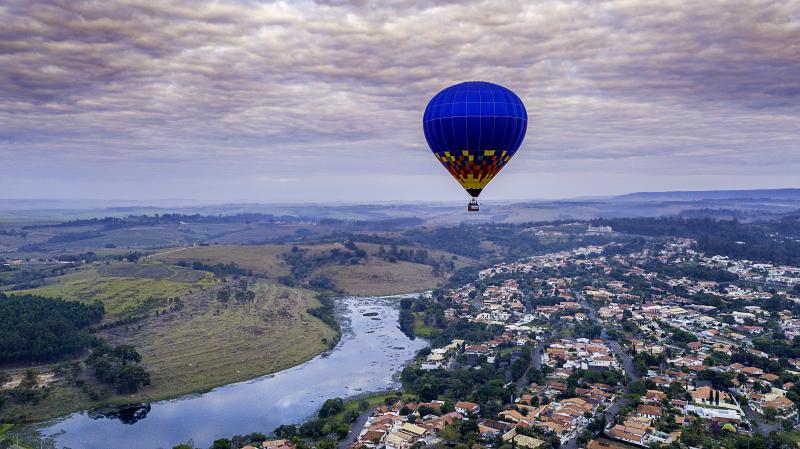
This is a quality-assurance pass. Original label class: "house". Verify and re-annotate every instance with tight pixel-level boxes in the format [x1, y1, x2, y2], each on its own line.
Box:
[262, 440, 293, 449]
[763, 396, 796, 414]
[637, 404, 662, 420]
[498, 409, 527, 423]
[477, 419, 507, 437]
[606, 424, 647, 445]
[643, 390, 667, 404]
[587, 440, 628, 449]
[465, 345, 490, 355]
[690, 386, 731, 406]
[455, 401, 480, 416]
[385, 423, 428, 449]
[686, 404, 743, 424]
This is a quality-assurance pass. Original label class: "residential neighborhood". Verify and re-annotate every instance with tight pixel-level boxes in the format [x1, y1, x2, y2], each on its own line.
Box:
[344, 229, 800, 449]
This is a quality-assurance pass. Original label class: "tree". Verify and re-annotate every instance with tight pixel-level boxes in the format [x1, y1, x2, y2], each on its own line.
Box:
[112, 345, 142, 364]
[172, 444, 195, 449]
[319, 398, 344, 418]
[714, 390, 720, 405]
[317, 439, 336, 449]
[210, 438, 231, 449]
[763, 406, 778, 422]
[116, 364, 151, 394]
[782, 418, 794, 431]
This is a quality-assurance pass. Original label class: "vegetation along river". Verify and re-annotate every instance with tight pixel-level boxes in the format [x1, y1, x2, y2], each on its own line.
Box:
[32, 295, 428, 449]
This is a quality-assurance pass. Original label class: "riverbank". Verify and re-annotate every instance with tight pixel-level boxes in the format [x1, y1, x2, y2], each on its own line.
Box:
[1, 283, 338, 423]
[0, 423, 34, 449]
[29, 295, 427, 449]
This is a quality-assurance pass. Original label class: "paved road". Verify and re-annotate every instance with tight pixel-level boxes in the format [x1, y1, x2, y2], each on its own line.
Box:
[338, 407, 374, 449]
[740, 401, 783, 436]
[145, 247, 187, 258]
[552, 293, 641, 449]
[532, 344, 542, 370]
[515, 346, 535, 394]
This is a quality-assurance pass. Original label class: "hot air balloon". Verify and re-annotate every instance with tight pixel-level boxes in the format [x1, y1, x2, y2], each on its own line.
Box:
[423, 81, 527, 211]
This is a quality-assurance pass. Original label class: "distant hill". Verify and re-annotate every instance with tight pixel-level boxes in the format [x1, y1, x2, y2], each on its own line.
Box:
[613, 188, 800, 202]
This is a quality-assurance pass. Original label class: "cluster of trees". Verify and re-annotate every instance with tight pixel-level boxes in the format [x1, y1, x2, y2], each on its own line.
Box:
[86, 342, 150, 394]
[279, 244, 366, 287]
[180, 261, 252, 277]
[0, 293, 104, 363]
[664, 326, 698, 348]
[751, 335, 800, 360]
[399, 291, 500, 346]
[216, 280, 256, 305]
[400, 357, 517, 419]
[55, 251, 101, 263]
[173, 432, 272, 449]
[307, 296, 340, 346]
[376, 244, 456, 277]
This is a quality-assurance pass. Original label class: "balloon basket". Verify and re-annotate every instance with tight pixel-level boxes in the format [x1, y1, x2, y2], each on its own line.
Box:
[467, 198, 480, 212]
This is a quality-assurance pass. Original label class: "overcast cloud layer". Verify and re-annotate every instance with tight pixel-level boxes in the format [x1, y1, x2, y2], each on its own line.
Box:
[2, 0, 799, 202]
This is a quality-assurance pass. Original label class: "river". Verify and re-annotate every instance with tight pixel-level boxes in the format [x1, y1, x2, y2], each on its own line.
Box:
[30, 295, 427, 449]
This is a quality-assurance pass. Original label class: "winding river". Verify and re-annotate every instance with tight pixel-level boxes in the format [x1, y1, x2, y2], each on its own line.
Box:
[32, 295, 427, 449]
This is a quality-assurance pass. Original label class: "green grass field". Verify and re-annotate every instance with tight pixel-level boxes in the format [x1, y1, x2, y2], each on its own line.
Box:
[324, 391, 416, 429]
[9, 263, 216, 320]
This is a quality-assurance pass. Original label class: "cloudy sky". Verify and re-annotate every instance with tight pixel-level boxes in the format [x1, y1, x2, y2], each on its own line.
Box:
[2, 0, 799, 203]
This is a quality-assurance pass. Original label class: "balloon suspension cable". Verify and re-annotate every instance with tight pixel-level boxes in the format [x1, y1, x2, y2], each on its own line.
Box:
[467, 197, 480, 212]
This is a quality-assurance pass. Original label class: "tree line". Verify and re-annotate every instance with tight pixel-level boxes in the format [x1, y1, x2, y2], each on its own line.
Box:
[594, 216, 800, 266]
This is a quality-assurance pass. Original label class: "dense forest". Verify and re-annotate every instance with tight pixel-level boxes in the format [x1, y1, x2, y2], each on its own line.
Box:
[594, 216, 800, 265]
[0, 294, 104, 363]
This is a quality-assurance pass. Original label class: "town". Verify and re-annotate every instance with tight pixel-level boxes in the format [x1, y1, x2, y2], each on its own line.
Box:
[338, 228, 800, 449]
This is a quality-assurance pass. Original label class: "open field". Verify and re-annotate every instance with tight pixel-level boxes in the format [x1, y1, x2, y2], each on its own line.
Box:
[314, 260, 445, 296]
[0, 280, 336, 422]
[151, 242, 471, 296]
[8, 263, 215, 321]
[312, 242, 470, 296]
[149, 244, 290, 278]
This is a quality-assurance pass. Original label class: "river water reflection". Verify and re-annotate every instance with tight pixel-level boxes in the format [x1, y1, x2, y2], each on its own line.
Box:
[36, 295, 427, 449]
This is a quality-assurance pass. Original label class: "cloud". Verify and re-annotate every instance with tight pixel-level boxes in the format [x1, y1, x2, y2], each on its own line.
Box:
[1, 0, 799, 200]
